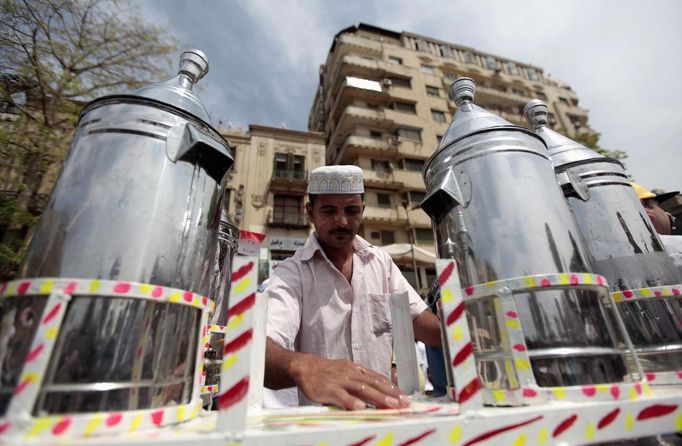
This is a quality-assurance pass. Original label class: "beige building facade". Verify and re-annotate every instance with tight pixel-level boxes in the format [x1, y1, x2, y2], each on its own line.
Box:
[307, 23, 593, 292]
[221, 125, 325, 278]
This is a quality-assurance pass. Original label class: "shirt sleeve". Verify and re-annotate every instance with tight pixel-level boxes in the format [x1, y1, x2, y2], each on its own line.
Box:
[385, 254, 428, 319]
[265, 259, 302, 351]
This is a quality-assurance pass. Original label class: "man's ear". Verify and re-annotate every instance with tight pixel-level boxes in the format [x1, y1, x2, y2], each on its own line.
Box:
[305, 201, 313, 217]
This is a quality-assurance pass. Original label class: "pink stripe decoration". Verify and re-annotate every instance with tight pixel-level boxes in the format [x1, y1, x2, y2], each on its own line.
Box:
[445, 302, 465, 326]
[436, 259, 483, 409]
[42, 302, 62, 325]
[453, 342, 473, 367]
[227, 293, 256, 318]
[26, 344, 45, 363]
[217, 256, 258, 434]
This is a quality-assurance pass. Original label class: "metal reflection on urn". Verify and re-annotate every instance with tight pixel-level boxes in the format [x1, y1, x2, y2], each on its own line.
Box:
[420, 77, 639, 398]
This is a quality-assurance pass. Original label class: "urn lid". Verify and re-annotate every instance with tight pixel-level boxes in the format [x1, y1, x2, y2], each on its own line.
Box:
[129, 49, 213, 124]
[436, 77, 517, 150]
[523, 99, 616, 169]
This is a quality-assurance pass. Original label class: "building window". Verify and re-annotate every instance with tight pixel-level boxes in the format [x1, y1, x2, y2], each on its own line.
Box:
[436, 134, 444, 145]
[397, 127, 422, 143]
[535, 91, 547, 101]
[425, 85, 440, 97]
[463, 52, 477, 64]
[371, 159, 391, 173]
[548, 113, 557, 128]
[274, 152, 306, 179]
[439, 45, 453, 58]
[410, 191, 426, 205]
[388, 56, 402, 65]
[380, 230, 395, 245]
[506, 63, 519, 76]
[558, 97, 569, 105]
[273, 195, 302, 225]
[403, 158, 424, 171]
[511, 88, 526, 97]
[377, 193, 392, 208]
[388, 76, 411, 88]
[420, 64, 435, 74]
[394, 101, 416, 114]
[369, 130, 382, 139]
[431, 109, 447, 123]
[415, 39, 428, 52]
[484, 56, 498, 70]
[526, 69, 540, 81]
[443, 72, 458, 82]
[415, 228, 434, 244]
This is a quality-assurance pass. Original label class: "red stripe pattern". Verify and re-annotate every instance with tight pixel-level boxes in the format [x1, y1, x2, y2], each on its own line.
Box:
[218, 377, 249, 410]
[552, 413, 578, 438]
[223, 329, 253, 355]
[462, 415, 543, 446]
[227, 293, 256, 319]
[231, 261, 255, 283]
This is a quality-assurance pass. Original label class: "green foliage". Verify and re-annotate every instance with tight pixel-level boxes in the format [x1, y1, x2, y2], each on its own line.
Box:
[0, 0, 177, 277]
[573, 132, 628, 162]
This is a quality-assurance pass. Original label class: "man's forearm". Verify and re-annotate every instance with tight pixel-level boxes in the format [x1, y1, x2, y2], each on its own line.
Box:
[412, 309, 442, 347]
[264, 337, 308, 389]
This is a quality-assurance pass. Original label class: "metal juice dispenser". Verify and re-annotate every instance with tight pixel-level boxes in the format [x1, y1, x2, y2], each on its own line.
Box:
[421, 78, 639, 403]
[525, 100, 682, 380]
[0, 50, 235, 416]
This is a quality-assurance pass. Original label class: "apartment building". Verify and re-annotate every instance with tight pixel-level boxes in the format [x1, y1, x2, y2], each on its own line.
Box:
[308, 23, 593, 292]
[221, 125, 326, 278]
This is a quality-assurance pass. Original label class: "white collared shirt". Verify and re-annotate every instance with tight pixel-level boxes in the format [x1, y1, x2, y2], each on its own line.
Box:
[265, 234, 427, 405]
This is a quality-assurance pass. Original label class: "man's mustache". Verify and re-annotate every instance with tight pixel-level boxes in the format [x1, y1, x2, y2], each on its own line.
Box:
[332, 228, 352, 235]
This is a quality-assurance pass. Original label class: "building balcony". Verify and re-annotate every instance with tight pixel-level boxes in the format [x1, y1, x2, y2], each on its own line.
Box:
[474, 85, 528, 108]
[496, 110, 527, 127]
[394, 169, 424, 190]
[383, 108, 423, 128]
[336, 34, 383, 55]
[396, 139, 429, 157]
[363, 205, 401, 224]
[270, 169, 308, 189]
[362, 169, 402, 190]
[338, 135, 398, 162]
[405, 207, 432, 228]
[554, 101, 589, 119]
[328, 106, 394, 157]
[266, 211, 310, 229]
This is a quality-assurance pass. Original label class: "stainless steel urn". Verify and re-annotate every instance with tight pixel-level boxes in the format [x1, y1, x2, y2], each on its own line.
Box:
[421, 78, 638, 399]
[1, 50, 234, 416]
[525, 100, 682, 377]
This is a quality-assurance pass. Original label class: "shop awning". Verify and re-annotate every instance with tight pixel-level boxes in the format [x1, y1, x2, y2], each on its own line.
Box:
[378, 243, 436, 265]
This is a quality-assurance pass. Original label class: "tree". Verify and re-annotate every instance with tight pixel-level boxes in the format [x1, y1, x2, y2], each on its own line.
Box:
[572, 131, 628, 163]
[0, 0, 177, 278]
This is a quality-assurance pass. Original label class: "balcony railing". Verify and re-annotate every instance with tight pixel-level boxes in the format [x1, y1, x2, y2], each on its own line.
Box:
[272, 169, 307, 181]
[267, 211, 310, 229]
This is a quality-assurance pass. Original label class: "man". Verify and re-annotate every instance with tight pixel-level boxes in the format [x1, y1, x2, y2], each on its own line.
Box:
[631, 182, 682, 267]
[264, 165, 442, 410]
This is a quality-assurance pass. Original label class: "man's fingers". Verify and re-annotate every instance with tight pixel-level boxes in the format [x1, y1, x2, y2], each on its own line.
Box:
[331, 387, 366, 411]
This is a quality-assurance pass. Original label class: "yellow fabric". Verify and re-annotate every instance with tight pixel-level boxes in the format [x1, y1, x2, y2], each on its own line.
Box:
[631, 182, 656, 200]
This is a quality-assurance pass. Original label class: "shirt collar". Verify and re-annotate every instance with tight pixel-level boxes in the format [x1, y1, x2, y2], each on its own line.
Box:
[300, 233, 375, 263]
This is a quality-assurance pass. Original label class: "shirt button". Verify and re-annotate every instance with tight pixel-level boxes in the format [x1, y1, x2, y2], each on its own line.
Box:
[352, 343, 359, 350]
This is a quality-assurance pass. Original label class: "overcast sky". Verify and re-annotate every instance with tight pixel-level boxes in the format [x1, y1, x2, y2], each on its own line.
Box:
[139, 0, 682, 193]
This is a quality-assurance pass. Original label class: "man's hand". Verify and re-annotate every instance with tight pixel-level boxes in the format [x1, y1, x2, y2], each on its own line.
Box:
[265, 338, 410, 410]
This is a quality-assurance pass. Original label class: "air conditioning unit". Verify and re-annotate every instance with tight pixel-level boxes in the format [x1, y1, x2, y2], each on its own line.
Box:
[381, 78, 392, 87]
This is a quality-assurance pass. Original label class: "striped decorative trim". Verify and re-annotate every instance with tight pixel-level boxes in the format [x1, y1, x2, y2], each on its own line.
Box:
[0, 278, 215, 312]
[612, 284, 682, 302]
[216, 256, 258, 433]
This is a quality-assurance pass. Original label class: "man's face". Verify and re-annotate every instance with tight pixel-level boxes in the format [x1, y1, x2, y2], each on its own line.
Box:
[642, 198, 672, 235]
[306, 194, 364, 250]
